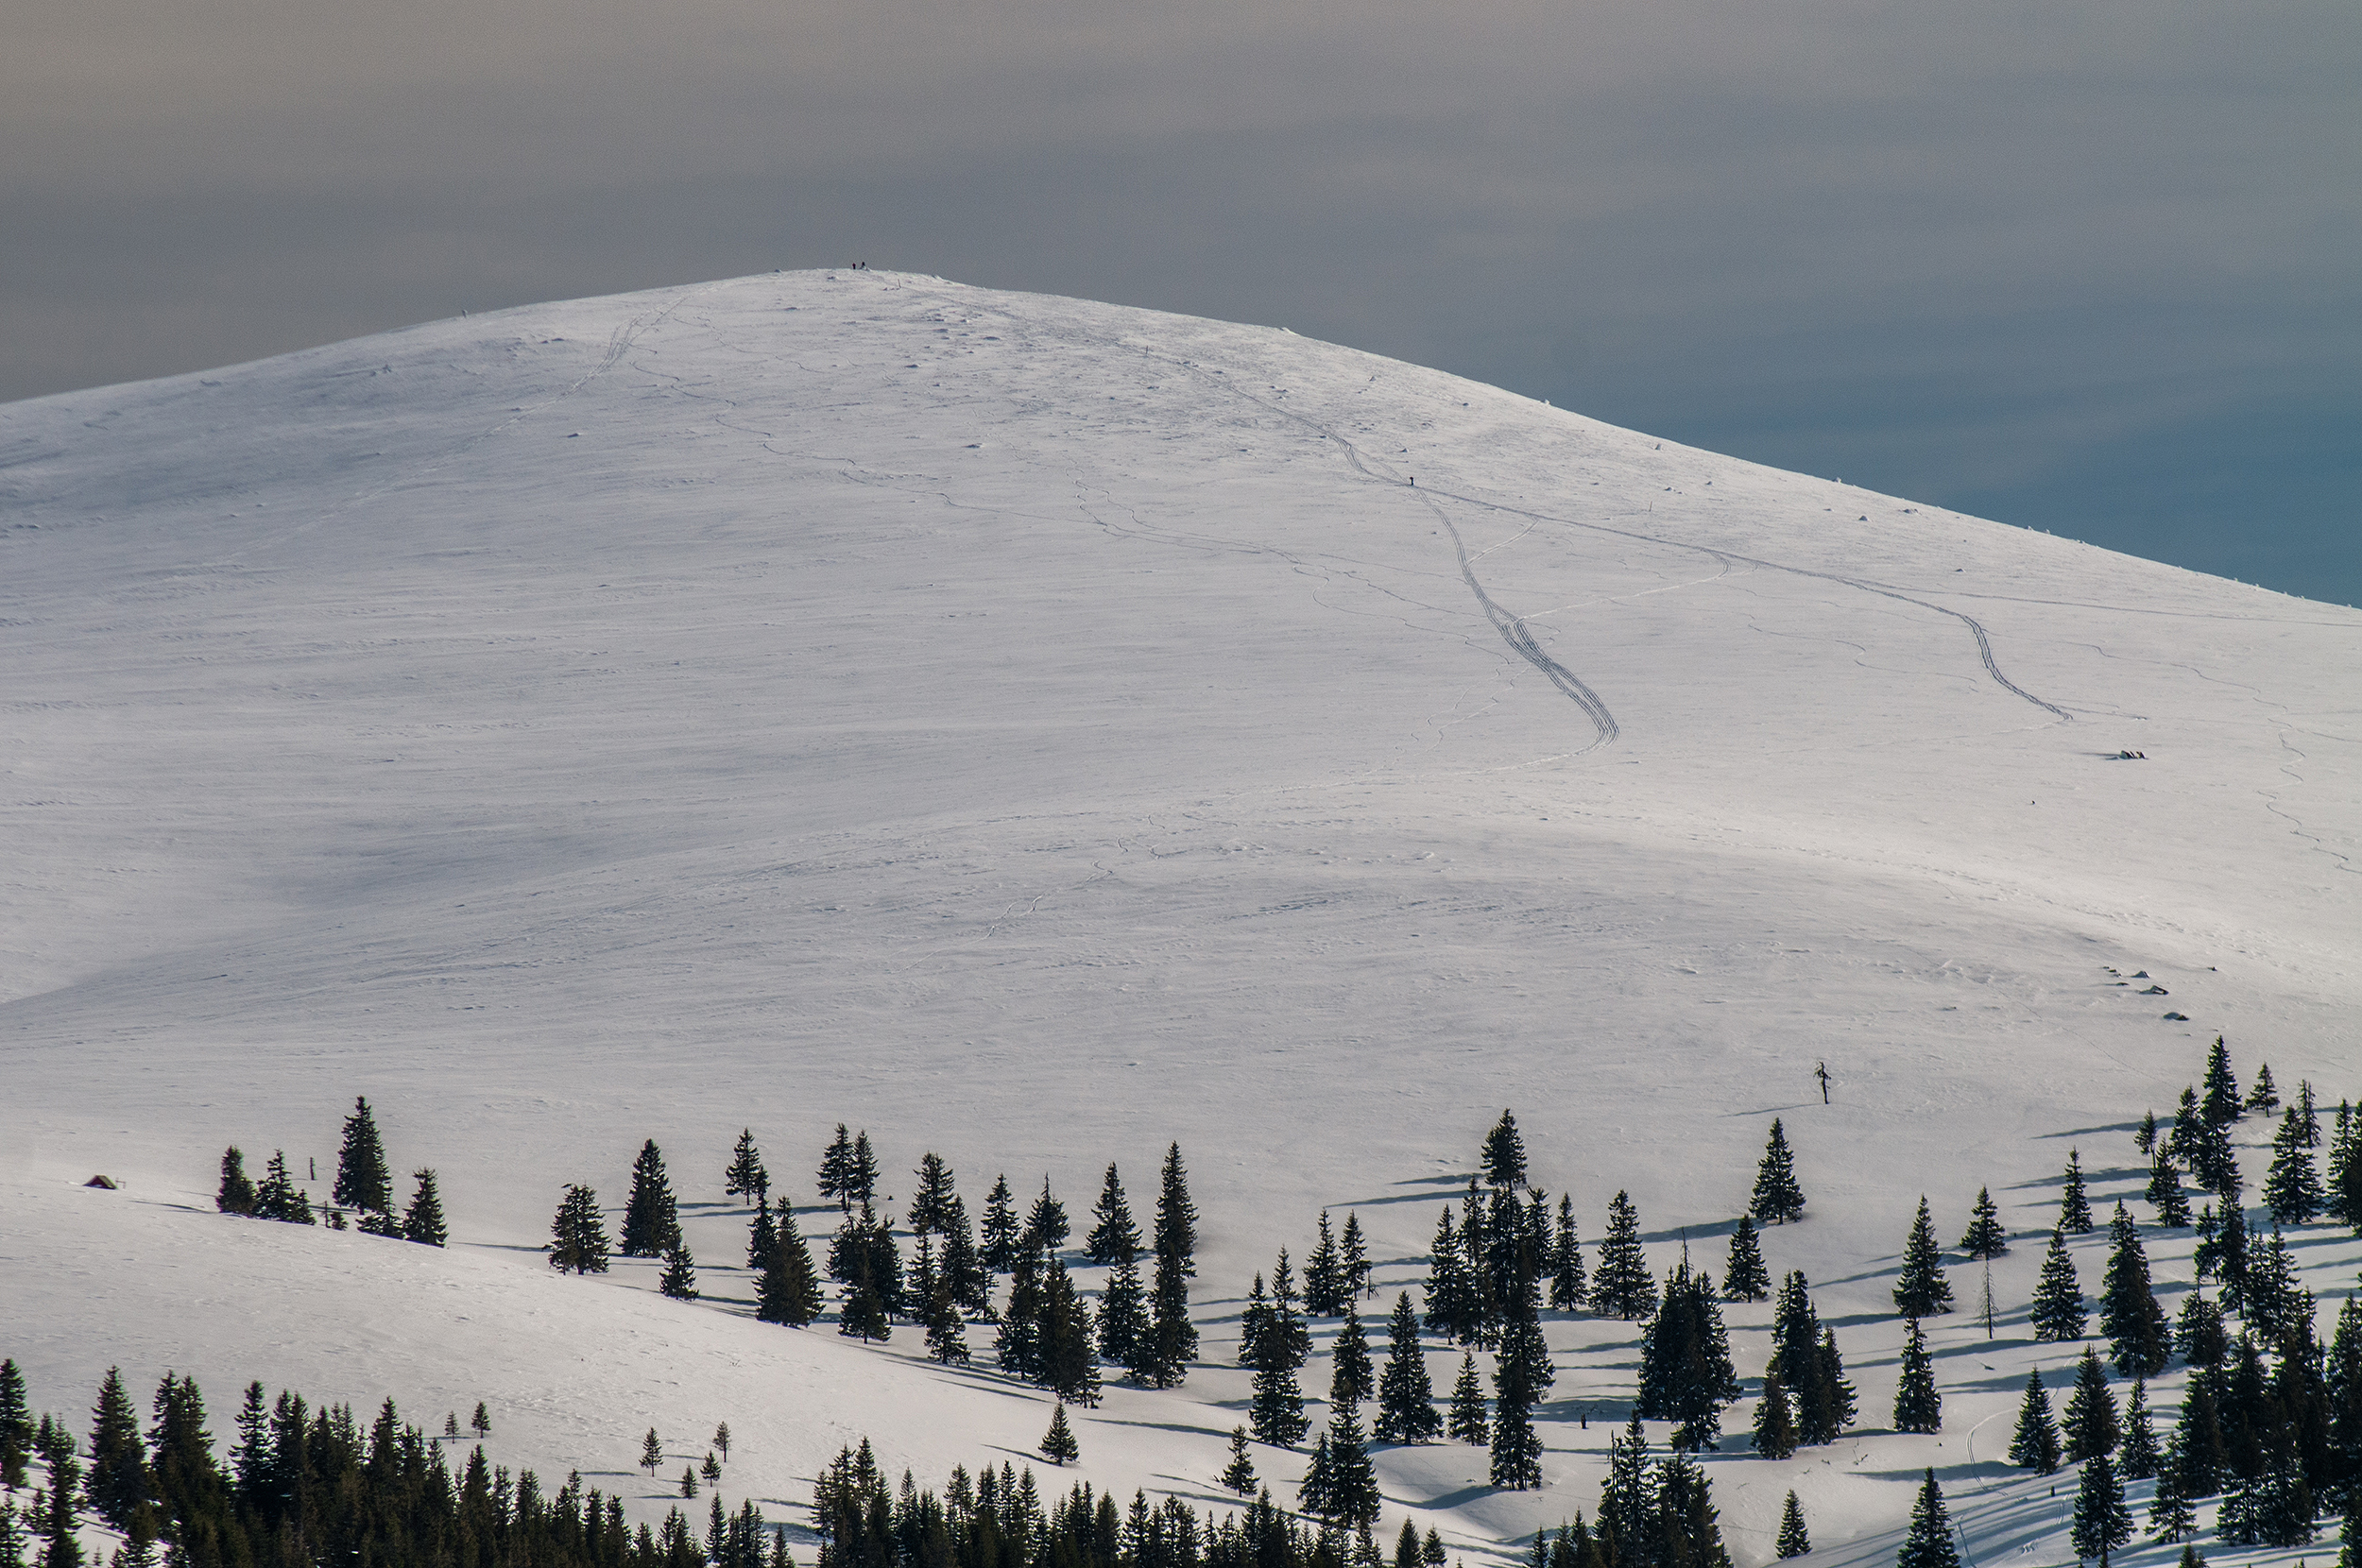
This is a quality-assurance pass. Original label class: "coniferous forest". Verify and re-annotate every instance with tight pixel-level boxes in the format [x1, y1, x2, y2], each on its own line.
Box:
[11, 1037, 2362, 1568]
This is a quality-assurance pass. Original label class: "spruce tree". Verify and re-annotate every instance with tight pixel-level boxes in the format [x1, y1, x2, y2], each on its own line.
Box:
[1896, 1471, 1960, 1568]
[1323, 1406, 1381, 1521]
[621, 1141, 681, 1258]
[1269, 1251, 1313, 1373]
[659, 1243, 699, 1301]
[1376, 1293, 1441, 1444]
[2070, 1453, 2132, 1565]
[2175, 1291, 2228, 1369]
[2248, 1063, 2280, 1116]
[0, 1360, 28, 1491]
[2098, 1203, 2170, 1377]
[1342, 1212, 1372, 1301]
[1000, 1251, 1045, 1377]
[1023, 1178, 1069, 1257]
[1959, 1187, 2008, 1259]
[1548, 1198, 1588, 1310]
[1426, 1207, 1478, 1344]
[2147, 1150, 2192, 1227]
[2062, 1347, 2120, 1461]
[1892, 1197, 1954, 1318]
[1490, 1307, 1552, 1486]
[1813, 1327, 1857, 1442]
[2297, 1080, 2318, 1144]
[2135, 1109, 2157, 1156]
[1754, 1371, 1798, 1458]
[2328, 1101, 2362, 1228]
[1891, 1320, 1941, 1434]
[981, 1174, 1019, 1272]
[908, 1152, 958, 1238]
[2201, 1037, 2241, 1125]
[1751, 1120, 1806, 1225]
[2329, 1296, 2362, 1492]
[2265, 1103, 2325, 1226]
[1038, 1403, 1079, 1465]
[2173, 1371, 2229, 1498]
[1768, 1272, 1851, 1446]
[1307, 1213, 1347, 1317]
[1136, 1144, 1198, 1388]
[1037, 1260, 1101, 1405]
[1220, 1427, 1258, 1495]
[548, 1185, 609, 1272]
[1483, 1111, 1529, 1192]
[1598, 1419, 1652, 1561]
[1446, 1354, 1488, 1445]
[923, 1271, 970, 1365]
[2031, 1229, 2086, 1341]
[2007, 1369, 2061, 1474]
[1085, 1164, 1138, 1265]
[1239, 1272, 1272, 1370]
[2118, 1378, 2159, 1479]
[756, 1207, 823, 1326]
[1248, 1330, 1307, 1450]
[2168, 1084, 2202, 1165]
[39, 1444, 82, 1568]
[817, 1126, 855, 1212]
[1722, 1216, 1771, 1303]
[1593, 1191, 1657, 1320]
[85, 1368, 147, 1531]
[839, 1273, 891, 1342]
[747, 1196, 778, 1270]
[1098, 1253, 1149, 1370]
[1297, 1431, 1333, 1520]
[846, 1131, 880, 1210]
[2191, 1115, 2243, 1204]
[1636, 1263, 1738, 1451]
[0, 1497, 27, 1568]
[2060, 1150, 2094, 1234]
[402, 1168, 448, 1247]
[1775, 1492, 1809, 1558]
[334, 1096, 393, 1217]
[255, 1150, 313, 1223]
[725, 1129, 769, 1203]
[1655, 1452, 1731, 1568]
[1330, 1304, 1374, 1408]
[2149, 1436, 2197, 1541]
[216, 1148, 258, 1216]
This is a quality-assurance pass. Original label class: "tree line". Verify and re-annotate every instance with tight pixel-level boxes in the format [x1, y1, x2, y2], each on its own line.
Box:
[0, 1362, 744, 1568]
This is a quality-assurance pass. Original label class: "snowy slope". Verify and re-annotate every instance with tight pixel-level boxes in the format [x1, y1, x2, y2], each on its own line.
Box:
[2, 270, 2357, 1563]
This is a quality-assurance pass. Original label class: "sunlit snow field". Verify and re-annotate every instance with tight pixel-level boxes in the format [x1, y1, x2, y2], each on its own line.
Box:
[2, 271, 2356, 1566]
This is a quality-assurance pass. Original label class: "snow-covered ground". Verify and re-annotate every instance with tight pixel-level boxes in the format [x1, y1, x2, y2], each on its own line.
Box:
[2, 270, 2356, 1565]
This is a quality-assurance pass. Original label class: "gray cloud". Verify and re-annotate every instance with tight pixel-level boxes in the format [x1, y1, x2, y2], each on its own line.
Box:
[7, 0, 2356, 600]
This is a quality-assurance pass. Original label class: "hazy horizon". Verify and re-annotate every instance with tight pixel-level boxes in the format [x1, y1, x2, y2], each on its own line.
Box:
[8, 0, 2356, 604]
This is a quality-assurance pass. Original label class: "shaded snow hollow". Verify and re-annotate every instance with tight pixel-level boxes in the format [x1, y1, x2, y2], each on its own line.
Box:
[2, 270, 2358, 1567]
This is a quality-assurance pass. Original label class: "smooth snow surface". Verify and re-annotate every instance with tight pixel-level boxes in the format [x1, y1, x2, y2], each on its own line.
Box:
[3, 271, 2358, 1564]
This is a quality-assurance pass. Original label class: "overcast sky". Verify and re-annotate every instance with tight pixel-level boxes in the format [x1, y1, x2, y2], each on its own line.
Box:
[7, 0, 2356, 604]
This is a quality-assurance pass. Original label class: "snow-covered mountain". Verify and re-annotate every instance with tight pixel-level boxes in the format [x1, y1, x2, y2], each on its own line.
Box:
[3, 270, 2356, 1566]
